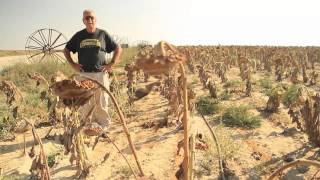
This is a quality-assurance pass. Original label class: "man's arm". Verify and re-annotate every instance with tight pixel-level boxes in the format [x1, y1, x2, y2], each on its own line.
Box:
[102, 45, 122, 72]
[63, 48, 83, 72]
[110, 45, 122, 65]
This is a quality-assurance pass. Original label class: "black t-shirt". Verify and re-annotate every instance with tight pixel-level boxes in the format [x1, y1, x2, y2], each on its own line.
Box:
[66, 28, 117, 72]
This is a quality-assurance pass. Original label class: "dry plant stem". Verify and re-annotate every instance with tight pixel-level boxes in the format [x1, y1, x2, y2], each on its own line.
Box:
[76, 132, 85, 171]
[188, 134, 195, 180]
[23, 132, 26, 155]
[45, 128, 53, 138]
[75, 106, 96, 164]
[267, 159, 320, 180]
[199, 112, 225, 180]
[105, 134, 138, 179]
[92, 136, 99, 150]
[80, 75, 145, 177]
[29, 73, 50, 88]
[311, 168, 320, 180]
[70, 107, 95, 176]
[24, 118, 51, 180]
[178, 62, 189, 180]
[37, 74, 50, 88]
[74, 106, 95, 135]
[75, 113, 87, 171]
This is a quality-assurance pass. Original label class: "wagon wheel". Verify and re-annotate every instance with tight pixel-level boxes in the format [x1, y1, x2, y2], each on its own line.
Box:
[25, 28, 68, 62]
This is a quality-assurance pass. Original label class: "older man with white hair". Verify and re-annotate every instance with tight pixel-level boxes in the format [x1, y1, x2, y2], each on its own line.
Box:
[64, 9, 122, 136]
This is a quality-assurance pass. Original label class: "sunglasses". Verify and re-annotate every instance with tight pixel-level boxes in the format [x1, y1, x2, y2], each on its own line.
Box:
[85, 16, 95, 21]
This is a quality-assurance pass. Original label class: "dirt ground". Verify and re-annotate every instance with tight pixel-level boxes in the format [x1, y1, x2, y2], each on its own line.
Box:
[0, 55, 27, 71]
[1, 66, 320, 180]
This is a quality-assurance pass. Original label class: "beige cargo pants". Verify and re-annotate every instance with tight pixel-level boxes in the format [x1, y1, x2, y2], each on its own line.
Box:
[77, 72, 110, 129]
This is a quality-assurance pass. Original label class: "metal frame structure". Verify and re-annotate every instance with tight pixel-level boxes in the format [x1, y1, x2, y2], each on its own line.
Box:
[25, 28, 68, 62]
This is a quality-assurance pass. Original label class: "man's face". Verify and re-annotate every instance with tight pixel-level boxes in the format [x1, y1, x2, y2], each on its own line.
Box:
[83, 12, 96, 31]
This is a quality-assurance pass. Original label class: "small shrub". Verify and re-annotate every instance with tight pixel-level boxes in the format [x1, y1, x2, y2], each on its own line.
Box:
[220, 90, 232, 100]
[189, 77, 198, 87]
[221, 105, 261, 129]
[264, 84, 285, 97]
[258, 78, 273, 89]
[223, 80, 243, 88]
[209, 126, 240, 159]
[196, 96, 221, 115]
[195, 129, 240, 178]
[198, 156, 214, 176]
[0, 117, 15, 140]
[47, 150, 63, 168]
[194, 145, 215, 178]
[117, 166, 133, 177]
[282, 85, 301, 107]
[47, 154, 57, 168]
[0, 99, 15, 140]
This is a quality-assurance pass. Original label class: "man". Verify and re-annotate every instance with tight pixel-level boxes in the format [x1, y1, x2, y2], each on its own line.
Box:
[64, 9, 122, 134]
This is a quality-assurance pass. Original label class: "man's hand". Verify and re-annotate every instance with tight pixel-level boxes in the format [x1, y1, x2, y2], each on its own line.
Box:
[99, 64, 113, 73]
[64, 48, 84, 72]
[97, 46, 122, 73]
[71, 63, 84, 72]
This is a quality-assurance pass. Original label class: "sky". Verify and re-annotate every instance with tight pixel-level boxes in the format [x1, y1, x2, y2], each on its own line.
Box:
[0, 0, 320, 49]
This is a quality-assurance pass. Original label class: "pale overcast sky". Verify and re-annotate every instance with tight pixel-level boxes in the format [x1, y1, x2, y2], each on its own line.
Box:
[0, 0, 320, 49]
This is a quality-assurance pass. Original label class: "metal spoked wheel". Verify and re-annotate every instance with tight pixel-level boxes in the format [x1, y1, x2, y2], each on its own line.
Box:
[25, 28, 68, 62]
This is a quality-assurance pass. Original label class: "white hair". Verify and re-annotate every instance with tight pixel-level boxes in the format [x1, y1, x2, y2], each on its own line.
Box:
[83, 9, 96, 17]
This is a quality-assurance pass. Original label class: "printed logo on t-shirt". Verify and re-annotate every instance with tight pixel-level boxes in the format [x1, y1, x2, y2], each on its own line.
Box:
[80, 39, 101, 48]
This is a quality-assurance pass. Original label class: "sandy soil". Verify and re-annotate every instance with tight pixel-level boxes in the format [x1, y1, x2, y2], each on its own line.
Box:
[0, 55, 27, 71]
[0, 52, 75, 71]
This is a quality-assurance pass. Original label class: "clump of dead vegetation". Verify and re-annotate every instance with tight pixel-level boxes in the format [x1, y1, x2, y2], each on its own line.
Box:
[0, 61, 74, 140]
[0, 47, 148, 179]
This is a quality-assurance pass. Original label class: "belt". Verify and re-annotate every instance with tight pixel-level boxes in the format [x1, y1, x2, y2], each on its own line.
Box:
[83, 69, 103, 73]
